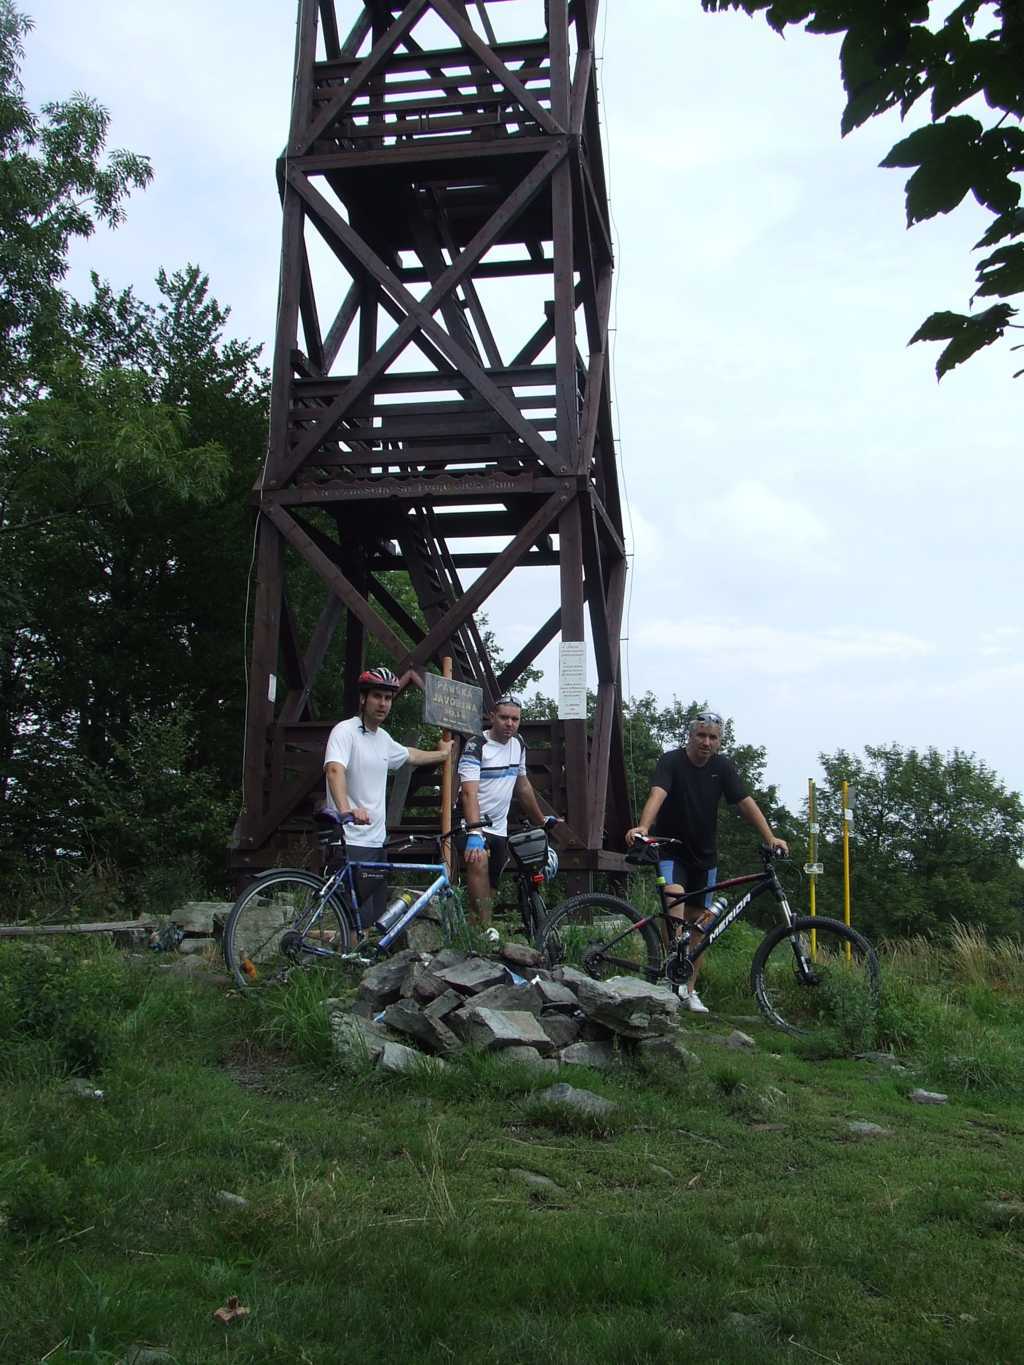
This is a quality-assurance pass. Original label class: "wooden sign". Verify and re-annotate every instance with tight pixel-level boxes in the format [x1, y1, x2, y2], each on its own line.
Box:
[423, 671, 483, 736]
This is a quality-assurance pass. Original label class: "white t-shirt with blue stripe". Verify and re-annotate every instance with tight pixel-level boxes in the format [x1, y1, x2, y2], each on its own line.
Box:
[457, 730, 527, 837]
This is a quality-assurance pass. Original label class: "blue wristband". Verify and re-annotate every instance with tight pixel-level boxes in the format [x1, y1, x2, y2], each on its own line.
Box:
[466, 833, 486, 851]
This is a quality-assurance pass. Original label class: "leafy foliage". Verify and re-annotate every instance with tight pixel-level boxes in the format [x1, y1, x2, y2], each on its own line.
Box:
[814, 742, 1024, 938]
[0, 8, 268, 899]
[703, 0, 1024, 377]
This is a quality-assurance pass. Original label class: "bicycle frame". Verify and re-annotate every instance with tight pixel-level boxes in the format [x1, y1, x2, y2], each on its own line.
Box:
[616, 853, 797, 973]
[298, 850, 452, 958]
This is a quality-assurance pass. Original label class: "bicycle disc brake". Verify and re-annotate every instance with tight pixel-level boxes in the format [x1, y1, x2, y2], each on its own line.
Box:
[665, 953, 694, 987]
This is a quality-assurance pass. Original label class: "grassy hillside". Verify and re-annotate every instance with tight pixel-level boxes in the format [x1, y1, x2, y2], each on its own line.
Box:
[1, 928, 1023, 1364]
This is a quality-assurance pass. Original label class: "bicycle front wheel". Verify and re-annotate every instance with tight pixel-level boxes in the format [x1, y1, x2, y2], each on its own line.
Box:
[223, 871, 352, 992]
[751, 916, 880, 1043]
[540, 894, 663, 982]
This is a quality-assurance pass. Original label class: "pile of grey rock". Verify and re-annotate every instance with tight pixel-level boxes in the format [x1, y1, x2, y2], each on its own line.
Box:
[327, 943, 699, 1074]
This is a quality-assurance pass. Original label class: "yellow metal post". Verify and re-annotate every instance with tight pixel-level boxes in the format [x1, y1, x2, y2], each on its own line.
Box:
[841, 778, 852, 962]
[808, 778, 817, 956]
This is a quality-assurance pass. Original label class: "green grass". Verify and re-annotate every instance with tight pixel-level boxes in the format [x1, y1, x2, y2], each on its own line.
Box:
[2, 937, 1024, 1363]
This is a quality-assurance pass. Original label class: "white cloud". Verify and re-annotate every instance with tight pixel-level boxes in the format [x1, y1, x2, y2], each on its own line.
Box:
[632, 619, 935, 676]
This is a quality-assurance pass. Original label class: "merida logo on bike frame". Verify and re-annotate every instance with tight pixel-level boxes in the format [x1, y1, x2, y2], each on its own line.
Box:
[706, 893, 753, 945]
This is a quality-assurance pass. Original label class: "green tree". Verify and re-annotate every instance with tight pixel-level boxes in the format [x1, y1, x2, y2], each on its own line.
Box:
[1, 266, 268, 887]
[0, 3, 151, 412]
[704, 1, 1024, 378]
[815, 743, 1024, 938]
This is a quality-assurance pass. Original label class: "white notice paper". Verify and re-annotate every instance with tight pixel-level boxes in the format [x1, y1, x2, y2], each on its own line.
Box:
[558, 641, 587, 720]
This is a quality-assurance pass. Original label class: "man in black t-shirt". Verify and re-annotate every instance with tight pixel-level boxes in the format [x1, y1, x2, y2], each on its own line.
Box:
[626, 710, 788, 1013]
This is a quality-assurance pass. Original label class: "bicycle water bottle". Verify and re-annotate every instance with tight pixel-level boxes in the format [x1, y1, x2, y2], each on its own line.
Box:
[695, 896, 728, 933]
[378, 889, 417, 932]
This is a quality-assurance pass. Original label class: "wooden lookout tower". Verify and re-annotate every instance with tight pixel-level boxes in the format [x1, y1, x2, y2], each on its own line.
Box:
[231, 0, 629, 881]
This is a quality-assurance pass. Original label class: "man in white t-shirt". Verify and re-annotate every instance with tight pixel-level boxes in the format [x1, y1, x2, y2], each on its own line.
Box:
[323, 666, 452, 922]
[456, 695, 557, 931]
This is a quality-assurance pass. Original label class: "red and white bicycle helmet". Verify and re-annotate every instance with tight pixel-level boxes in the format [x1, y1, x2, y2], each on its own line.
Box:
[357, 666, 400, 693]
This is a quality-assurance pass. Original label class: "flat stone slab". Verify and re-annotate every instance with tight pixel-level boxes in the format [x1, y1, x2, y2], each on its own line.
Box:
[469, 981, 543, 1015]
[909, 1089, 948, 1105]
[435, 957, 509, 995]
[535, 979, 579, 1012]
[726, 1030, 757, 1050]
[381, 999, 461, 1054]
[329, 1012, 389, 1064]
[539, 1014, 581, 1050]
[378, 1040, 446, 1074]
[508, 1167, 565, 1194]
[450, 1006, 555, 1053]
[216, 1190, 249, 1209]
[564, 972, 679, 1039]
[355, 950, 422, 1011]
[499, 1045, 558, 1072]
[559, 1040, 616, 1069]
[535, 1082, 616, 1118]
[177, 901, 233, 932]
[984, 1200, 1024, 1221]
[401, 962, 450, 1005]
[633, 1035, 701, 1068]
[847, 1121, 893, 1138]
[500, 942, 544, 970]
[423, 988, 464, 1020]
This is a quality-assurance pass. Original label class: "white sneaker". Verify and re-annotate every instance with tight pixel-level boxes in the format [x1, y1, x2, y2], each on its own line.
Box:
[483, 926, 501, 946]
[683, 989, 710, 1014]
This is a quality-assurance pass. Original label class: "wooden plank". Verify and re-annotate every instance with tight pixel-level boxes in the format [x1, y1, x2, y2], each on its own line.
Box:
[0, 920, 160, 938]
[569, 44, 593, 137]
[264, 503, 409, 661]
[300, 0, 430, 153]
[266, 471, 552, 505]
[279, 594, 343, 724]
[430, 0, 562, 135]
[558, 498, 588, 836]
[292, 133, 553, 173]
[288, 0, 321, 158]
[239, 519, 283, 841]
[338, 6, 372, 59]
[321, 281, 360, 373]
[265, 190, 306, 486]
[298, 241, 325, 375]
[548, 0, 570, 129]
[315, 38, 548, 80]
[552, 157, 577, 473]
[282, 151, 566, 481]
[368, 573, 426, 645]
[403, 489, 569, 670]
[319, 0, 342, 60]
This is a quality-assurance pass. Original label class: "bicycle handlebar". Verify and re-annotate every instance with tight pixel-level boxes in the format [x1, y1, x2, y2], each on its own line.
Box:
[630, 834, 788, 862]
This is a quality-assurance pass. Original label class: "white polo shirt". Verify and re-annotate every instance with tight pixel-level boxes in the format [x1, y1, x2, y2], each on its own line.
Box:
[323, 716, 409, 847]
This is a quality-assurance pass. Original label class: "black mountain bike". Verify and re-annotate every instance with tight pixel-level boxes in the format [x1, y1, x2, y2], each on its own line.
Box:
[539, 837, 880, 1039]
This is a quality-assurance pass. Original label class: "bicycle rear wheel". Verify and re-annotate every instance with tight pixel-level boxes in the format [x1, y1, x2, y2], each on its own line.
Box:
[751, 916, 880, 1043]
[539, 894, 663, 982]
[223, 871, 353, 992]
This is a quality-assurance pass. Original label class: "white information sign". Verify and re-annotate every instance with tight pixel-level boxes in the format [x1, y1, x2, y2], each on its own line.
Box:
[558, 641, 587, 720]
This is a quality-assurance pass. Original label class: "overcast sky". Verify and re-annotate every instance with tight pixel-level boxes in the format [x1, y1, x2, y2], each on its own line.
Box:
[26, 1, 1023, 813]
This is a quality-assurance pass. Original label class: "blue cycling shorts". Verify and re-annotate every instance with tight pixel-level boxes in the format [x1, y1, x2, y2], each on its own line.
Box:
[657, 861, 717, 910]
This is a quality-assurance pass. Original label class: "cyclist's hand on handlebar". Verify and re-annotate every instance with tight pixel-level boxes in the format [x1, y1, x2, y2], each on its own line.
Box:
[625, 826, 650, 846]
[464, 831, 488, 865]
[763, 837, 789, 857]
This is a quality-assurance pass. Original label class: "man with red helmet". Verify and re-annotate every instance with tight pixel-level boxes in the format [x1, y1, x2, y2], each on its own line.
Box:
[323, 667, 452, 919]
